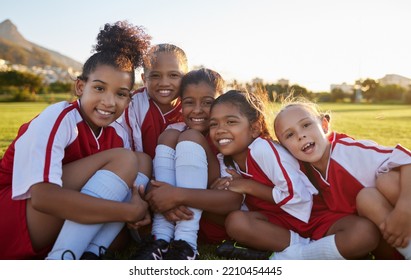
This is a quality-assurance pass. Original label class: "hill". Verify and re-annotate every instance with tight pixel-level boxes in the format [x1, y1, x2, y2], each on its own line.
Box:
[0, 19, 82, 71]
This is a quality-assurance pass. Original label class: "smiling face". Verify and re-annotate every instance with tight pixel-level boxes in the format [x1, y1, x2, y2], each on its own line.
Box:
[209, 102, 260, 169]
[142, 52, 185, 113]
[75, 64, 132, 136]
[181, 81, 218, 134]
[274, 105, 331, 172]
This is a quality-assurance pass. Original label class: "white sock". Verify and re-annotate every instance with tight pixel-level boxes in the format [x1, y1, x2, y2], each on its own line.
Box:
[153, 144, 176, 186]
[270, 230, 310, 260]
[46, 170, 129, 260]
[135, 172, 150, 191]
[85, 188, 135, 255]
[84, 222, 124, 256]
[174, 141, 208, 251]
[152, 144, 176, 242]
[151, 213, 174, 242]
[271, 234, 344, 260]
[289, 230, 311, 246]
[396, 243, 411, 260]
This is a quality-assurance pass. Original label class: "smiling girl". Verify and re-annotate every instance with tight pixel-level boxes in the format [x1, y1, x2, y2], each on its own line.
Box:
[209, 90, 379, 260]
[0, 21, 152, 260]
[274, 99, 411, 259]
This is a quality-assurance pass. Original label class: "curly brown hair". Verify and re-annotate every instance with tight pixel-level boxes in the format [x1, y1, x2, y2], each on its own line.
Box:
[78, 20, 151, 88]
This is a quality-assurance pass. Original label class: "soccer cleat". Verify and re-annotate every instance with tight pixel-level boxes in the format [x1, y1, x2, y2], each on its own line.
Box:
[80, 246, 110, 260]
[216, 240, 271, 260]
[131, 238, 169, 260]
[80, 251, 100, 260]
[164, 240, 199, 260]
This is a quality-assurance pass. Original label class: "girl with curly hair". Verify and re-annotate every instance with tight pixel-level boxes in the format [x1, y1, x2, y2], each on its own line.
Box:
[0, 21, 152, 260]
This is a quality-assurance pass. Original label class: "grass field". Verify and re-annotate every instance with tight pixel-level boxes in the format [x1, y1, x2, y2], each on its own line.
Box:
[1, 102, 411, 157]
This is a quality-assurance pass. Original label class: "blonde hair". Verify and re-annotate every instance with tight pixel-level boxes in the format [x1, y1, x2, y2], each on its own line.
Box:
[273, 96, 331, 139]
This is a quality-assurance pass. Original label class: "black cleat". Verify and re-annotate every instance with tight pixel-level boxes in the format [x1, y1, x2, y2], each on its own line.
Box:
[80, 246, 110, 260]
[165, 240, 199, 260]
[80, 251, 100, 260]
[131, 238, 169, 260]
[216, 240, 271, 260]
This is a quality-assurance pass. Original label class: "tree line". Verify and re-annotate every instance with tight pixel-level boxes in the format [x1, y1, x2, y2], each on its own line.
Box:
[234, 78, 411, 104]
[0, 70, 72, 101]
[1, 70, 411, 104]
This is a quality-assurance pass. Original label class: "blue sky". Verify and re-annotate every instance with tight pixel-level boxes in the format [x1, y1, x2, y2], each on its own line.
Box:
[1, 0, 411, 91]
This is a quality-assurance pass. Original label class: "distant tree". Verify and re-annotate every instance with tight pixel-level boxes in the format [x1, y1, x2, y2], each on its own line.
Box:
[0, 70, 42, 93]
[404, 86, 411, 104]
[48, 81, 73, 93]
[330, 88, 346, 102]
[289, 84, 313, 100]
[265, 83, 289, 102]
[375, 84, 405, 102]
[316, 92, 332, 102]
[361, 78, 378, 102]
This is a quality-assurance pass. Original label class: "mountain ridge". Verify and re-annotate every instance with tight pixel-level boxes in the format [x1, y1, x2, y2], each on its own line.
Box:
[0, 19, 82, 71]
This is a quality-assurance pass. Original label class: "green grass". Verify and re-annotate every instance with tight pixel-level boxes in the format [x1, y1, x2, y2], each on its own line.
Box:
[0, 102, 49, 156]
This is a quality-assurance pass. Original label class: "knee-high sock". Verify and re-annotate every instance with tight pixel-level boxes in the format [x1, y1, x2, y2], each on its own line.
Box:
[151, 145, 176, 242]
[271, 234, 344, 260]
[86, 173, 151, 255]
[174, 141, 208, 251]
[46, 170, 129, 260]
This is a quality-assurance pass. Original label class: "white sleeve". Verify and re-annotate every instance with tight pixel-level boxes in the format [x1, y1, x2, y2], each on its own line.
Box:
[165, 122, 187, 132]
[378, 144, 411, 174]
[112, 120, 132, 150]
[12, 105, 74, 199]
[333, 138, 411, 188]
[123, 93, 149, 152]
[217, 153, 248, 209]
[217, 153, 234, 177]
[250, 139, 318, 222]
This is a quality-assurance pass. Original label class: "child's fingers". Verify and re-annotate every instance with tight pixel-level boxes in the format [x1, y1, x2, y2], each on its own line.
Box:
[137, 184, 145, 197]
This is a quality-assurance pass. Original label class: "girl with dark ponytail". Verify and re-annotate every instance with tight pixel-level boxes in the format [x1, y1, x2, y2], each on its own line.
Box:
[0, 21, 152, 260]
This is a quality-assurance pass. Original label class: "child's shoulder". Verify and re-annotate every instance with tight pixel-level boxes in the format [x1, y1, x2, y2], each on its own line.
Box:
[331, 132, 393, 157]
[249, 137, 289, 157]
[37, 100, 77, 120]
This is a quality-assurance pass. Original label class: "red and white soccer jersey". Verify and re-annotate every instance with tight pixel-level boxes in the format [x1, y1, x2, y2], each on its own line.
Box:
[303, 132, 411, 214]
[122, 87, 183, 158]
[0, 100, 129, 259]
[235, 137, 318, 223]
[223, 137, 348, 240]
[0, 100, 130, 199]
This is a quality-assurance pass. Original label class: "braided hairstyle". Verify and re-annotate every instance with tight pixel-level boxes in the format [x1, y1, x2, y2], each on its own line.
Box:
[78, 20, 151, 88]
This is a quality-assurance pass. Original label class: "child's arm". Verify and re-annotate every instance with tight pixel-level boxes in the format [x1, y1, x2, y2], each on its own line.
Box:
[223, 177, 275, 203]
[145, 180, 243, 215]
[381, 164, 411, 247]
[30, 182, 149, 224]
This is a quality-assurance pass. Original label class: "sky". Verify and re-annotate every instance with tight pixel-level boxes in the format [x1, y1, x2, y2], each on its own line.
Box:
[1, 0, 411, 92]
